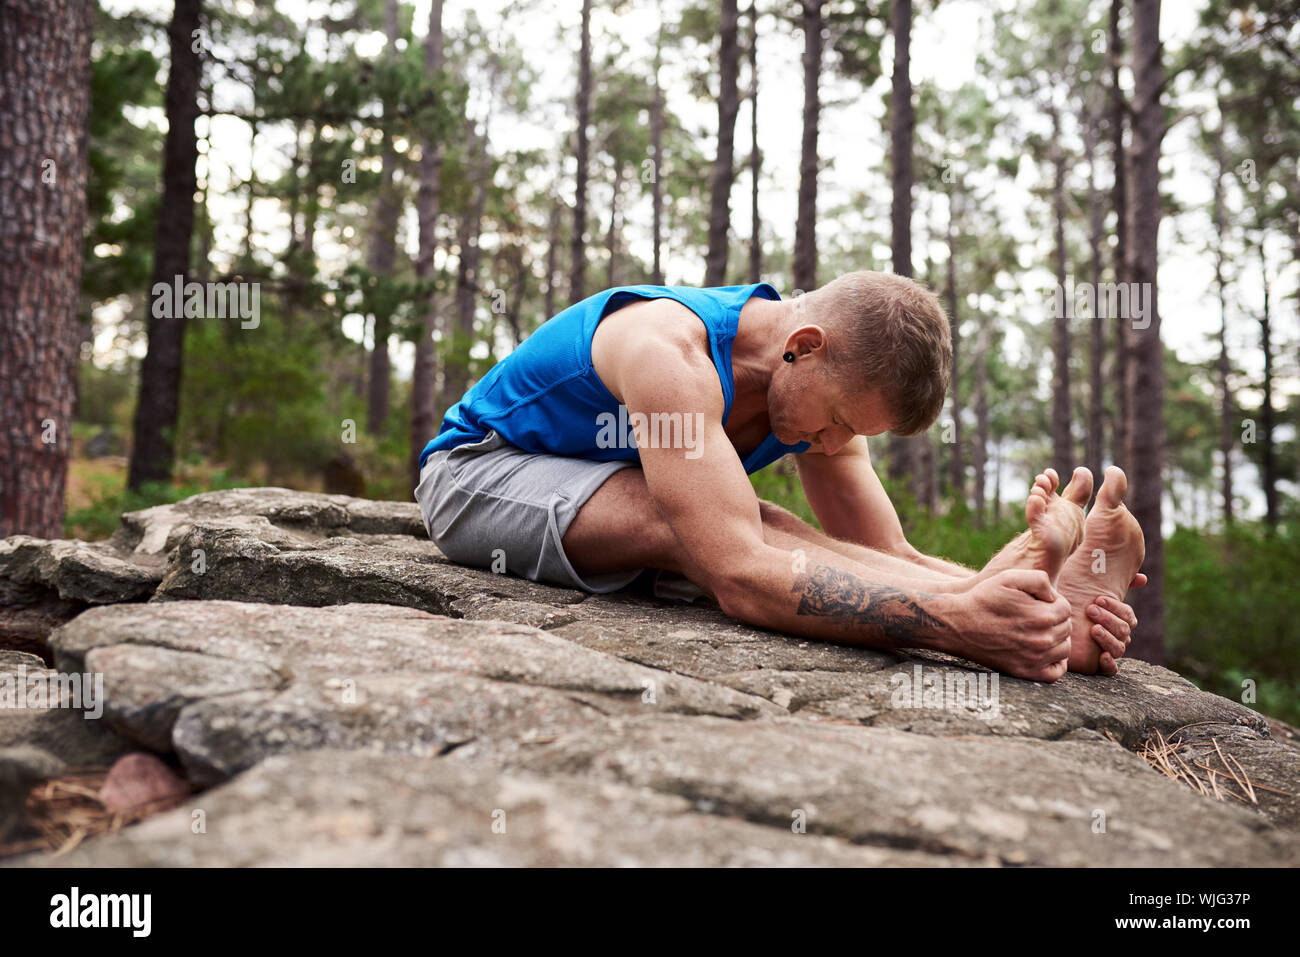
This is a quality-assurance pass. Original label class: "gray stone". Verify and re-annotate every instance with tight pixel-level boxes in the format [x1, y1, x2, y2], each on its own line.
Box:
[1146, 721, 1300, 832]
[499, 713, 1300, 866]
[151, 522, 586, 614]
[4, 486, 1298, 867]
[50, 601, 780, 786]
[552, 599, 900, 678]
[0, 649, 132, 768]
[713, 655, 1267, 745]
[110, 487, 425, 557]
[18, 750, 978, 867]
[0, 536, 162, 605]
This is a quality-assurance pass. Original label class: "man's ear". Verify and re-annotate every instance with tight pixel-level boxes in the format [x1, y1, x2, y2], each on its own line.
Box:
[784, 324, 829, 360]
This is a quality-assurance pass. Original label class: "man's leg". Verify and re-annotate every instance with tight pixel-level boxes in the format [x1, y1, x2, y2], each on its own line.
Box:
[562, 468, 970, 594]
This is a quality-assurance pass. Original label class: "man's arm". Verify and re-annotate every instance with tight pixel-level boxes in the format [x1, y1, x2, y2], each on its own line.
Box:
[796, 436, 973, 577]
[605, 323, 1071, 680]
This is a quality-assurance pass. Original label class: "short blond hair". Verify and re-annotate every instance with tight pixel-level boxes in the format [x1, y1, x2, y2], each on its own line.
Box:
[802, 271, 952, 436]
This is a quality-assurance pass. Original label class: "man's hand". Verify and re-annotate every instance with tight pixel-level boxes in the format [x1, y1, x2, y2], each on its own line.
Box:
[947, 569, 1073, 682]
[1093, 572, 1148, 675]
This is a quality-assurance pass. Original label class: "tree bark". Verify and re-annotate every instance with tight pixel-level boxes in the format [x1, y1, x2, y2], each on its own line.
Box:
[571, 0, 593, 300]
[606, 160, 623, 288]
[946, 195, 962, 502]
[544, 190, 563, 317]
[1050, 104, 1072, 482]
[366, 0, 401, 436]
[1258, 241, 1277, 529]
[411, 0, 445, 490]
[444, 124, 489, 407]
[973, 317, 989, 527]
[1125, 0, 1165, 665]
[1084, 100, 1105, 496]
[0, 0, 93, 537]
[1211, 117, 1233, 524]
[127, 0, 202, 492]
[793, 0, 822, 293]
[705, 0, 741, 286]
[1109, 0, 1130, 474]
[887, 0, 917, 487]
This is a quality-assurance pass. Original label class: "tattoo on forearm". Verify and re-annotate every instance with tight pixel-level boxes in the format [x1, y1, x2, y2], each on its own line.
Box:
[792, 564, 948, 644]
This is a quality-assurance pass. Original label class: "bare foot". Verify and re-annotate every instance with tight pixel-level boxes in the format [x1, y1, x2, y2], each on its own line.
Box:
[1057, 466, 1147, 674]
[979, 467, 1091, 587]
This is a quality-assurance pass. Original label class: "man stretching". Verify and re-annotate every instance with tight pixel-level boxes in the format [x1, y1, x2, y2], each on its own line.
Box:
[415, 272, 1145, 681]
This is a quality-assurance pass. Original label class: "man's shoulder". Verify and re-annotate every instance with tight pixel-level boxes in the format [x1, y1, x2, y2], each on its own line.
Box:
[597, 295, 712, 355]
[591, 297, 721, 407]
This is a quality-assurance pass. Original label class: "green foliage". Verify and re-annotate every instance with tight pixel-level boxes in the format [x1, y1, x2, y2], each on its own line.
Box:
[176, 306, 338, 483]
[1165, 520, 1300, 726]
[65, 471, 248, 541]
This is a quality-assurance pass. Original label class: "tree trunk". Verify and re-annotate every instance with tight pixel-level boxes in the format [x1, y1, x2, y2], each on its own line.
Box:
[945, 195, 962, 502]
[411, 0, 445, 490]
[606, 160, 623, 288]
[0, 0, 93, 537]
[705, 0, 740, 286]
[1109, 0, 1130, 474]
[544, 190, 563, 316]
[1211, 116, 1233, 524]
[571, 0, 593, 300]
[1050, 104, 1072, 484]
[973, 317, 989, 527]
[127, 0, 201, 492]
[366, 0, 401, 436]
[1125, 0, 1165, 665]
[748, 0, 762, 283]
[887, 0, 917, 487]
[793, 0, 822, 293]
[1084, 101, 1105, 496]
[1258, 241, 1277, 529]
[444, 125, 490, 407]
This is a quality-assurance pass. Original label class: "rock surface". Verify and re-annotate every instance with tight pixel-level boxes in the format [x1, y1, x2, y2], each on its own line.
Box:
[2, 487, 1297, 865]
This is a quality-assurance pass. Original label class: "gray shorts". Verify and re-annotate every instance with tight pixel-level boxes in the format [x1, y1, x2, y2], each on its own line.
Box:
[414, 430, 644, 593]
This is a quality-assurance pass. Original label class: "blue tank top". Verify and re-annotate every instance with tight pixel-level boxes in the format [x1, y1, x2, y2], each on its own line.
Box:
[418, 282, 810, 473]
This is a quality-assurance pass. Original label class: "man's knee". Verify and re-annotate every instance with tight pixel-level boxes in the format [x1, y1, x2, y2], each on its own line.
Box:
[565, 467, 677, 567]
[758, 498, 804, 532]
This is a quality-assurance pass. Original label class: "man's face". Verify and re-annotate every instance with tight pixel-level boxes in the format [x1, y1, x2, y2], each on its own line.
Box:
[768, 368, 895, 455]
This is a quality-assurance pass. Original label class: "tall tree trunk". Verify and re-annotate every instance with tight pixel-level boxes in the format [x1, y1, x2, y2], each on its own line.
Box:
[1050, 105, 1072, 482]
[887, 0, 917, 487]
[1084, 101, 1105, 496]
[1258, 240, 1277, 529]
[444, 125, 490, 407]
[748, 0, 761, 283]
[411, 0, 445, 490]
[127, 0, 202, 492]
[1109, 0, 1130, 474]
[606, 160, 623, 288]
[571, 0, 593, 300]
[366, 0, 401, 436]
[973, 317, 989, 527]
[544, 189, 563, 316]
[0, 0, 93, 536]
[793, 0, 822, 293]
[651, 8, 664, 286]
[1211, 116, 1233, 524]
[945, 194, 962, 502]
[1125, 0, 1165, 665]
[705, 0, 741, 286]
